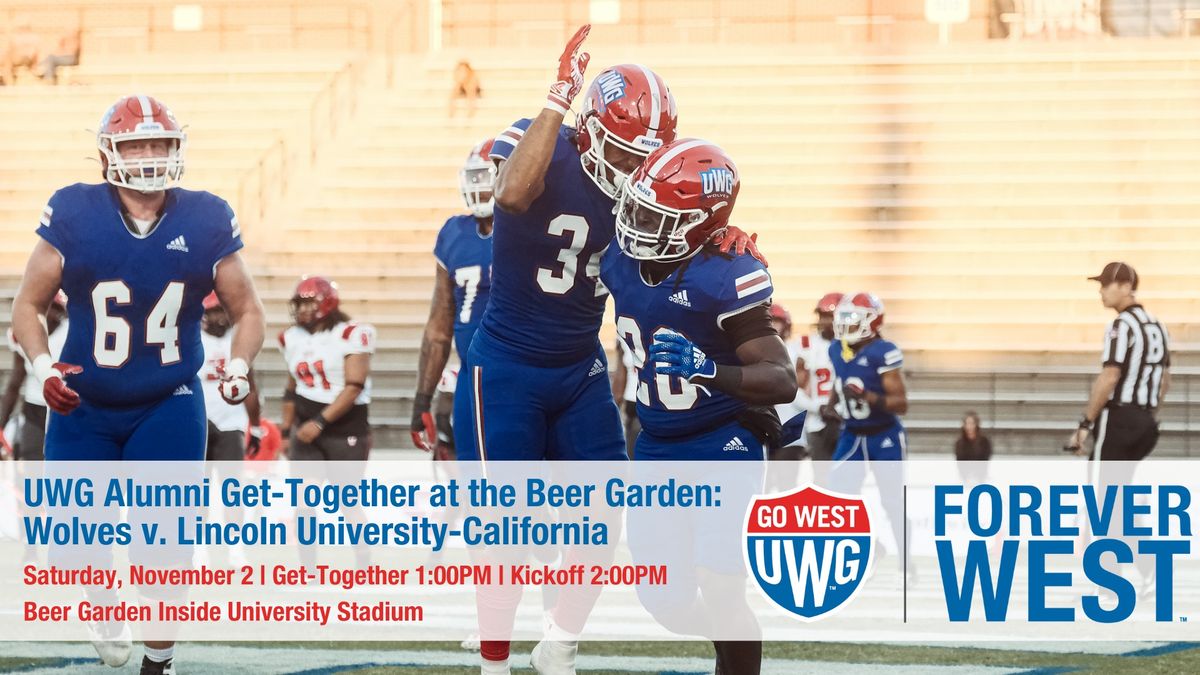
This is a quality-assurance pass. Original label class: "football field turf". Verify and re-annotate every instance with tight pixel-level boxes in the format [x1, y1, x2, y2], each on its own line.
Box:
[0, 640, 1195, 674]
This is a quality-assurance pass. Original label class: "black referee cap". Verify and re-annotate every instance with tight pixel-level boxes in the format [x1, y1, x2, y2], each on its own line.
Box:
[1088, 261, 1138, 290]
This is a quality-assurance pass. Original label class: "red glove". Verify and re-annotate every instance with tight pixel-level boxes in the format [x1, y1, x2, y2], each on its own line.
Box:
[713, 227, 768, 267]
[43, 362, 83, 415]
[410, 411, 436, 452]
[546, 24, 591, 115]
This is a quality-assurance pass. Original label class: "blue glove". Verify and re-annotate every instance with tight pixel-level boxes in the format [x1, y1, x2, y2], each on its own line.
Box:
[649, 330, 717, 382]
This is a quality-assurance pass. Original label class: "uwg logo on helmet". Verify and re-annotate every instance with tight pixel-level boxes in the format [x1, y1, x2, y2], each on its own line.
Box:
[744, 485, 873, 621]
[597, 70, 627, 106]
[700, 167, 735, 199]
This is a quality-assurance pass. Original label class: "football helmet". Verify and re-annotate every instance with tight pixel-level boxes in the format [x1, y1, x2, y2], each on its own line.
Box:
[769, 303, 792, 339]
[833, 292, 885, 345]
[815, 292, 844, 315]
[290, 275, 339, 329]
[615, 138, 739, 262]
[460, 138, 497, 219]
[96, 95, 186, 192]
[202, 291, 221, 311]
[576, 64, 677, 198]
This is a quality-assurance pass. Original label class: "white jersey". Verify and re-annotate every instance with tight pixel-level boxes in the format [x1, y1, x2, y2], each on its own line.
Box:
[7, 320, 68, 408]
[797, 332, 835, 434]
[199, 330, 249, 432]
[279, 321, 375, 405]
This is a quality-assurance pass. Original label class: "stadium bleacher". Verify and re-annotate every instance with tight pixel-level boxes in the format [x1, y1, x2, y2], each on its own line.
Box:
[0, 2, 1196, 455]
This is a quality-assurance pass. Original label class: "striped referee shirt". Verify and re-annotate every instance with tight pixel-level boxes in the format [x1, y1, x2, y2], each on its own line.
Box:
[1101, 304, 1170, 408]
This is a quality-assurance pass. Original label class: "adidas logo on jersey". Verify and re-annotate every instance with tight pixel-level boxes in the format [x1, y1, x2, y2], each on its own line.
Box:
[881, 437, 895, 449]
[722, 436, 750, 453]
[668, 290, 692, 307]
[173, 384, 193, 396]
[588, 359, 605, 377]
[166, 235, 189, 253]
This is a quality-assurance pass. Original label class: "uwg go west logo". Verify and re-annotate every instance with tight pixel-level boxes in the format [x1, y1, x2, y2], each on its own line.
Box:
[744, 485, 873, 621]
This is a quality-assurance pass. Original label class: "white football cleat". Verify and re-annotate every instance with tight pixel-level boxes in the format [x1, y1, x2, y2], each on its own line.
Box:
[87, 620, 132, 667]
[479, 657, 511, 675]
[530, 639, 578, 675]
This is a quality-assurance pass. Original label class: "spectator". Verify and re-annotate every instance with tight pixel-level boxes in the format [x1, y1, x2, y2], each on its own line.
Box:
[448, 60, 482, 118]
[1, 21, 41, 86]
[955, 411, 992, 484]
[39, 28, 80, 84]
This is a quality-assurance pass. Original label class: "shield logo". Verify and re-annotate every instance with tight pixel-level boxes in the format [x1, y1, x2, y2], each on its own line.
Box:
[743, 484, 873, 622]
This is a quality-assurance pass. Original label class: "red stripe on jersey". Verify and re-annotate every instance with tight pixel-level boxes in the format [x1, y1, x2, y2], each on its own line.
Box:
[801, 335, 810, 349]
[341, 323, 359, 340]
[277, 330, 286, 348]
[735, 271, 768, 292]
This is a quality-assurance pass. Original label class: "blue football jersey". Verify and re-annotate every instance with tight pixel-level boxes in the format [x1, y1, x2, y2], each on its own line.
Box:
[433, 214, 493, 357]
[480, 119, 616, 365]
[37, 183, 243, 406]
[601, 245, 774, 439]
[828, 337, 904, 431]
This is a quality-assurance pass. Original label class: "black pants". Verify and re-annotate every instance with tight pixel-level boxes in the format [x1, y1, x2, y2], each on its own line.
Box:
[1091, 405, 1158, 462]
[18, 402, 48, 461]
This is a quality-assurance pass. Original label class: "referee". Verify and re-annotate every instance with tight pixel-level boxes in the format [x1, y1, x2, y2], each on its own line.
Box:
[1067, 262, 1171, 459]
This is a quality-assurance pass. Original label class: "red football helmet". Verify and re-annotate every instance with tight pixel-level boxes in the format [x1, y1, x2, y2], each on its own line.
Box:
[290, 276, 339, 328]
[815, 292, 844, 314]
[833, 292, 885, 344]
[615, 138, 739, 262]
[576, 64, 678, 198]
[460, 137, 496, 219]
[96, 94, 186, 192]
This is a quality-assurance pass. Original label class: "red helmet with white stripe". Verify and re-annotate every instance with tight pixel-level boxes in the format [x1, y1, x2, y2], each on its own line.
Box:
[576, 64, 678, 198]
[615, 138, 738, 262]
[96, 94, 186, 192]
[833, 292, 885, 345]
[291, 275, 339, 329]
[460, 137, 496, 219]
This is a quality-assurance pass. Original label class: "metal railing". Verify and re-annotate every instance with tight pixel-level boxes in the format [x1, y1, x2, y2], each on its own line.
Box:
[307, 59, 362, 164]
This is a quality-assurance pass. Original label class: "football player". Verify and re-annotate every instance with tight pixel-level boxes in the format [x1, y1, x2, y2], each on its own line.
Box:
[198, 292, 263, 568]
[1, 290, 67, 566]
[824, 293, 912, 579]
[601, 138, 797, 675]
[411, 138, 496, 458]
[800, 292, 843, 484]
[10, 94, 266, 675]
[279, 276, 376, 568]
[455, 28, 761, 672]
[2, 290, 68, 464]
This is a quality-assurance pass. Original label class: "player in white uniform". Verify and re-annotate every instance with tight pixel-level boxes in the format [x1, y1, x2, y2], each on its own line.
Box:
[279, 275, 375, 569]
[2, 291, 68, 463]
[1, 291, 67, 565]
[198, 292, 263, 568]
[799, 293, 842, 465]
[279, 276, 375, 460]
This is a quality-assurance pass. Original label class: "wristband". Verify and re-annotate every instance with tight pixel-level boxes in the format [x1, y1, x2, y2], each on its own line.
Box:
[313, 413, 329, 431]
[32, 354, 58, 385]
[225, 357, 249, 378]
[1078, 415, 1093, 430]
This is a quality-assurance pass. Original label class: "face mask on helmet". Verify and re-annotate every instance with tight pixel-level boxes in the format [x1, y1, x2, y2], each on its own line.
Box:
[614, 179, 715, 263]
[290, 297, 321, 330]
[459, 163, 496, 219]
[833, 306, 878, 344]
[98, 132, 186, 193]
[581, 116, 657, 199]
